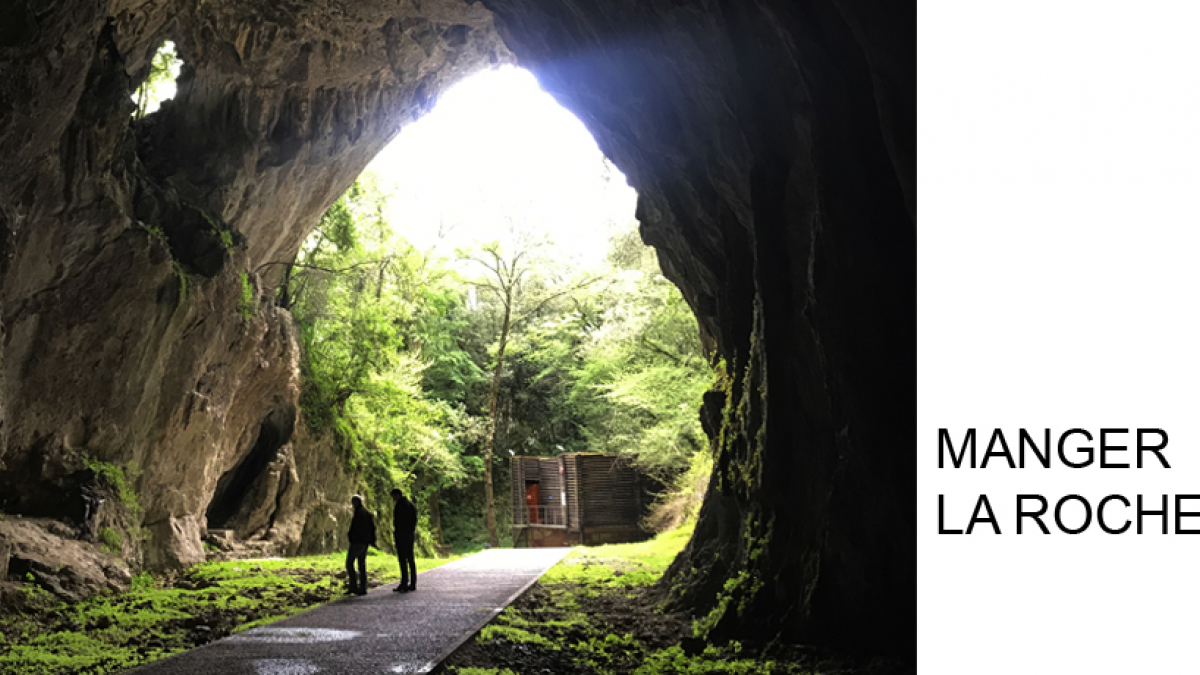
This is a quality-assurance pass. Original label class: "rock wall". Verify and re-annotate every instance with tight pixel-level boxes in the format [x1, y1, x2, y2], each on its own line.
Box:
[0, 0, 913, 655]
[0, 0, 510, 570]
[482, 0, 915, 654]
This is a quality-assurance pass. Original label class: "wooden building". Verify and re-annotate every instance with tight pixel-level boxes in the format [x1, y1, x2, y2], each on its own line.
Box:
[511, 453, 655, 547]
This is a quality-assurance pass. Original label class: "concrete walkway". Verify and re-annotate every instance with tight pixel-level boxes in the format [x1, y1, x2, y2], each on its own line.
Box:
[130, 547, 572, 675]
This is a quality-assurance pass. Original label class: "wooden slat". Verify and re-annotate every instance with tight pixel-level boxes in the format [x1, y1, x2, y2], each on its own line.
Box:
[565, 455, 581, 531]
[511, 459, 525, 525]
[573, 454, 641, 528]
[515, 453, 649, 540]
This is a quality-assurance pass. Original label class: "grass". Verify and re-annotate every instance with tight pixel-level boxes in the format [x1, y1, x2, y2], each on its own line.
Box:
[0, 549, 457, 675]
[544, 524, 696, 583]
[448, 523, 822, 675]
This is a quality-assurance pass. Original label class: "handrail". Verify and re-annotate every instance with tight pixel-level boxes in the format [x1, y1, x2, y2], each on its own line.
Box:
[517, 504, 566, 526]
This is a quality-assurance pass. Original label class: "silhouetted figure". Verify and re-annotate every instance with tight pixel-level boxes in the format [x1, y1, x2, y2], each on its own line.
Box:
[346, 494, 376, 596]
[391, 488, 418, 592]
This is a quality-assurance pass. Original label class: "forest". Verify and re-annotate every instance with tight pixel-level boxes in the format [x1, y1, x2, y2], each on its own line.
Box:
[282, 175, 714, 554]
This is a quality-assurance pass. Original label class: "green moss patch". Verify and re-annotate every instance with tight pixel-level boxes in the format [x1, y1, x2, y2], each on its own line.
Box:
[237, 271, 255, 320]
[445, 526, 906, 675]
[0, 550, 456, 675]
[98, 527, 122, 554]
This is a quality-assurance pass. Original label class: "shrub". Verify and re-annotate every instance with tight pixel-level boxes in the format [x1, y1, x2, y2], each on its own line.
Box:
[98, 528, 122, 554]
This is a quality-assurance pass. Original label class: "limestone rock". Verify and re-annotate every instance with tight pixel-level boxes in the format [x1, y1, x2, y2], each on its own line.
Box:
[0, 0, 511, 576]
[0, 517, 133, 600]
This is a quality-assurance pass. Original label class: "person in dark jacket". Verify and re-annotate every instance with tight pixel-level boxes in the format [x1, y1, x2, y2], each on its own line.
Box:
[390, 488, 418, 592]
[346, 494, 376, 595]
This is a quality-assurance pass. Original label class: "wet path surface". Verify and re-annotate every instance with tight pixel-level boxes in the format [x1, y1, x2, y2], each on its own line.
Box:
[129, 547, 572, 675]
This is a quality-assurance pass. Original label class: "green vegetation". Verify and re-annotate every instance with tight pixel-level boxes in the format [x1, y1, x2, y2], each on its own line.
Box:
[82, 457, 142, 524]
[633, 643, 784, 675]
[479, 624, 561, 650]
[133, 42, 180, 119]
[217, 228, 234, 250]
[285, 176, 715, 553]
[237, 271, 255, 320]
[539, 524, 696, 588]
[287, 177, 484, 552]
[0, 551, 456, 675]
[448, 525, 810, 675]
[172, 262, 189, 306]
[98, 527, 122, 554]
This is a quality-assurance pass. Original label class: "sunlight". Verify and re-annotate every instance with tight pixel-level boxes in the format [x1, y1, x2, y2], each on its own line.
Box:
[131, 41, 181, 118]
[367, 66, 638, 270]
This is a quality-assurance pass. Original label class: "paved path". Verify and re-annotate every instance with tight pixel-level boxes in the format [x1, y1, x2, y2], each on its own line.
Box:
[130, 547, 572, 675]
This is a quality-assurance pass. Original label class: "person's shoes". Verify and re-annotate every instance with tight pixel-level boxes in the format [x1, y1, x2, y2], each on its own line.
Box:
[393, 585, 407, 593]
[406, 585, 416, 592]
[354, 589, 367, 596]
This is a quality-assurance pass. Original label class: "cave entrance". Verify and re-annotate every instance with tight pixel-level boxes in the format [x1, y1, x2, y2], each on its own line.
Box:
[206, 408, 295, 532]
[132, 41, 181, 120]
[284, 65, 715, 553]
[365, 65, 638, 270]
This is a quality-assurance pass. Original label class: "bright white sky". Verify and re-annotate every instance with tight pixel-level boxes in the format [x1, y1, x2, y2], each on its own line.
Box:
[366, 66, 638, 271]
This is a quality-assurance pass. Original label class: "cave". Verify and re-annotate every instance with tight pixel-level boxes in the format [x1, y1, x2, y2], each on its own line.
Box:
[0, 0, 914, 658]
[205, 407, 294, 533]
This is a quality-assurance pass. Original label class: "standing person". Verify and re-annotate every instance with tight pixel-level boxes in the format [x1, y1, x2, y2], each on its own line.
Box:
[390, 488, 418, 592]
[346, 494, 376, 596]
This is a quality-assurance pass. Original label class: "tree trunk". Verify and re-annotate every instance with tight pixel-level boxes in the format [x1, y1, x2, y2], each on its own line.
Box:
[375, 258, 388, 300]
[428, 488, 444, 545]
[483, 292, 512, 547]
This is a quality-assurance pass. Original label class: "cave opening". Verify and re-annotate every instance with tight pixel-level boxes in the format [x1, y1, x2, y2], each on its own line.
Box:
[287, 64, 713, 552]
[206, 409, 295, 531]
[132, 40, 182, 120]
[364, 65, 638, 270]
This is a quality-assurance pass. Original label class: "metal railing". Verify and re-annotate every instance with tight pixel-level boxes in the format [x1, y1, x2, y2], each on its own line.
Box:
[518, 505, 566, 527]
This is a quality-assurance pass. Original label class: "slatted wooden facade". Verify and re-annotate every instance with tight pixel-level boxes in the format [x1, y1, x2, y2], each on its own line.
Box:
[511, 457, 565, 524]
[512, 453, 653, 547]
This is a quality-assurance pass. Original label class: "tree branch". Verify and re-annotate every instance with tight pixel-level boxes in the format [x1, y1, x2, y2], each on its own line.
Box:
[513, 276, 605, 327]
[640, 336, 683, 365]
[256, 259, 389, 275]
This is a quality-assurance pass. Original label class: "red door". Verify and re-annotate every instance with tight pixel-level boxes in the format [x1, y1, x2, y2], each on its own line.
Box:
[525, 483, 539, 524]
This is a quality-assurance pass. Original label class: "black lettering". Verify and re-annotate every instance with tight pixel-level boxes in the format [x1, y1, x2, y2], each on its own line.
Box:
[1176, 495, 1200, 534]
[1099, 428, 1129, 468]
[938, 494, 963, 534]
[1098, 495, 1131, 534]
[967, 494, 1001, 534]
[981, 429, 1015, 469]
[1054, 494, 1092, 534]
[1137, 494, 1169, 534]
[1016, 494, 1049, 534]
[1019, 429, 1051, 468]
[939, 429, 977, 468]
[1137, 429, 1170, 468]
[1058, 429, 1093, 468]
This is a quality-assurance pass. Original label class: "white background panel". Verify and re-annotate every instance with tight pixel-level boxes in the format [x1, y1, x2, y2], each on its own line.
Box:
[921, 1, 1200, 672]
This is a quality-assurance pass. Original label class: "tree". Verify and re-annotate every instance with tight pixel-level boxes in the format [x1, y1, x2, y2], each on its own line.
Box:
[461, 237, 596, 546]
[285, 177, 487, 552]
[572, 253, 710, 480]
